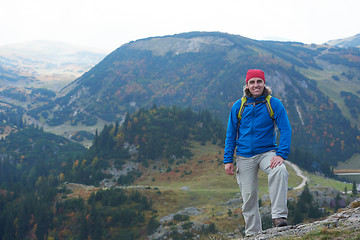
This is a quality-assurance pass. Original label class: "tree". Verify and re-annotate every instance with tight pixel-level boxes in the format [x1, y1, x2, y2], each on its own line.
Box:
[114, 120, 119, 136]
[15, 204, 29, 240]
[352, 180, 358, 197]
[289, 183, 323, 224]
[1, 209, 16, 240]
[35, 205, 51, 240]
[333, 192, 342, 212]
[147, 216, 160, 235]
[298, 184, 312, 209]
[93, 214, 104, 239]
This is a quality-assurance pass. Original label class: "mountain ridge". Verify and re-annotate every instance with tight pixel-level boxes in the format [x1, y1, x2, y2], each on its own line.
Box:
[1, 32, 360, 172]
[325, 33, 360, 48]
[42, 31, 360, 169]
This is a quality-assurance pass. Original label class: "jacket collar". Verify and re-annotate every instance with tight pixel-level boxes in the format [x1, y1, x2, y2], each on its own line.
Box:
[246, 94, 267, 103]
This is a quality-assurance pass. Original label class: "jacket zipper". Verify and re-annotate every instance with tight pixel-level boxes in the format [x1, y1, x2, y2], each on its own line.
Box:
[250, 104, 255, 155]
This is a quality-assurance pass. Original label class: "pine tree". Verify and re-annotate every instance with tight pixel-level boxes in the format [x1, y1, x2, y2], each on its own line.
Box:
[147, 216, 160, 235]
[352, 180, 358, 197]
[79, 214, 89, 240]
[114, 120, 119, 136]
[15, 204, 29, 240]
[2, 212, 16, 240]
[36, 205, 51, 240]
[289, 183, 323, 224]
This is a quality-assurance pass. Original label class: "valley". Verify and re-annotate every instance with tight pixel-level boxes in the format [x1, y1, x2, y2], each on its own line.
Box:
[0, 40, 106, 91]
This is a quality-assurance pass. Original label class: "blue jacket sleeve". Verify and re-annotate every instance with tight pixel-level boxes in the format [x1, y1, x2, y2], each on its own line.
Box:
[272, 98, 292, 159]
[223, 100, 241, 164]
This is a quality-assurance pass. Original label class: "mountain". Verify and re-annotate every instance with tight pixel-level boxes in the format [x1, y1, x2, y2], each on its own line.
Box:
[0, 41, 106, 90]
[0, 63, 36, 85]
[38, 31, 360, 167]
[325, 34, 360, 48]
[1, 33, 360, 240]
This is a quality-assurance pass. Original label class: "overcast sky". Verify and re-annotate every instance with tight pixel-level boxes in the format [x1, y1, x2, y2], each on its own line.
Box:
[1, 0, 359, 53]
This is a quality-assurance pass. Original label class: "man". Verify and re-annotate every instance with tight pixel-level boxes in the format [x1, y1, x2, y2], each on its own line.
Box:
[223, 69, 292, 236]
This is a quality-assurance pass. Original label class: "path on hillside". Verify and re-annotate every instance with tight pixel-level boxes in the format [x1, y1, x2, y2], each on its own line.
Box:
[285, 160, 308, 190]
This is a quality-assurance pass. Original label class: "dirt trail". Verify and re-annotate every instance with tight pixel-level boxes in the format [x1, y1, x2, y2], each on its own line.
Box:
[285, 160, 308, 190]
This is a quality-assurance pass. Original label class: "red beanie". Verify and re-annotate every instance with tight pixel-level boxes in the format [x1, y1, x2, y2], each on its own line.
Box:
[246, 69, 265, 84]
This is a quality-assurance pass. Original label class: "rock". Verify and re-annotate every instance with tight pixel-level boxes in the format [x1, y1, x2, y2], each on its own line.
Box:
[240, 198, 360, 239]
[148, 207, 206, 240]
[159, 207, 203, 224]
[224, 197, 243, 206]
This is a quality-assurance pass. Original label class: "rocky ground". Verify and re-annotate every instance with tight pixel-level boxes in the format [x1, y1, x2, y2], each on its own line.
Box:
[241, 198, 360, 240]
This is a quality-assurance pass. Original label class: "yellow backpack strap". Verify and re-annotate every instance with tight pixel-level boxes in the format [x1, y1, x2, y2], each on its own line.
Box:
[265, 95, 276, 132]
[236, 96, 247, 140]
[237, 96, 247, 120]
[265, 95, 274, 119]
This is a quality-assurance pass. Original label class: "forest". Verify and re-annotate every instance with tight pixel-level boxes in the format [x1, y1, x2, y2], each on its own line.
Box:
[0, 106, 225, 239]
[0, 104, 356, 239]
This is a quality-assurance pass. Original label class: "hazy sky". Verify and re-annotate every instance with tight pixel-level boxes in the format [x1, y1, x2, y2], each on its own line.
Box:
[1, 0, 359, 53]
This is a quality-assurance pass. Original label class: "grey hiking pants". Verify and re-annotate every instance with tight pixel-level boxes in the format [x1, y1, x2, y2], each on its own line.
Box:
[235, 151, 289, 236]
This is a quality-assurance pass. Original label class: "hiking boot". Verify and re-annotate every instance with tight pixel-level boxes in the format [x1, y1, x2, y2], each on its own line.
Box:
[272, 218, 288, 227]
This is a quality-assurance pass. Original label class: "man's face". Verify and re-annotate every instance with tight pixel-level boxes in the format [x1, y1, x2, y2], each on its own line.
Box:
[246, 77, 265, 98]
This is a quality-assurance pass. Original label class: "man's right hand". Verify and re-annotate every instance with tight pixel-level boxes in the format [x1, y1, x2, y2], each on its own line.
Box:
[225, 163, 234, 175]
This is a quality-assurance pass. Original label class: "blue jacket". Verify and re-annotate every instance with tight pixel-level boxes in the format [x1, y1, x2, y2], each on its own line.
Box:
[223, 95, 292, 164]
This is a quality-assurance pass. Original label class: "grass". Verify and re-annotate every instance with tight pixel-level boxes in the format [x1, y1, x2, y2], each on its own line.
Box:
[133, 142, 249, 234]
[136, 141, 303, 200]
[335, 154, 360, 170]
[132, 141, 326, 235]
[299, 61, 360, 128]
[61, 183, 99, 201]
[62, 139, 359, 239]
[44, 118, 112, 147]
[306, 172, 353, 192]
[333, 154, 360, 183]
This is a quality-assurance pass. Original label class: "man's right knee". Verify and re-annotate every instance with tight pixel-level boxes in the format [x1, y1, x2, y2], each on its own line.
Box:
[271, 164, 288, 176]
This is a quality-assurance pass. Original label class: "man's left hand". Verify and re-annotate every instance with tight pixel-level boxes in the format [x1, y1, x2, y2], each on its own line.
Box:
[270, 155, 284, 169]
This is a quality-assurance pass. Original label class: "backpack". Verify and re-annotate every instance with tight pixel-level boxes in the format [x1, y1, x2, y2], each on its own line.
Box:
[236, 95, 275, 138]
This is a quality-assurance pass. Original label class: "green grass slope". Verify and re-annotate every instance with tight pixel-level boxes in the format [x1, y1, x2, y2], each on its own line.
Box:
[131, 141, 351, 236]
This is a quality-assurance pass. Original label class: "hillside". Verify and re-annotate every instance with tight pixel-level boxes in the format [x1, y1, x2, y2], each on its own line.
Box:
[325, 33, 360, 48]
[31, 31, 360, 170]
[0, 105, 356, 239]
[47, 141, 356, 240]
[1, 32, 359, 175]
[0, 126, 87, 190]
